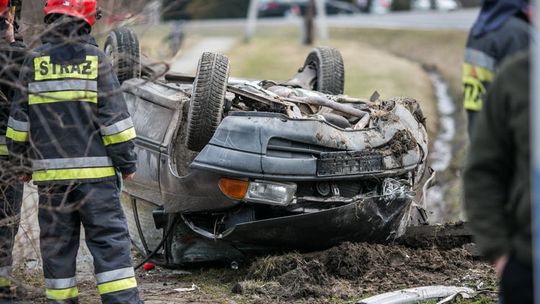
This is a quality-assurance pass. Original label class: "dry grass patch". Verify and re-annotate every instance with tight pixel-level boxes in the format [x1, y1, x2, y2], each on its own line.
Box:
[330, 28, 467, 101]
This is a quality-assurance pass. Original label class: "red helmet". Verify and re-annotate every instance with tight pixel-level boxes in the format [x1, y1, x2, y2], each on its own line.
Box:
[44, 0, 97, 26]
[0, 0, 9, 17]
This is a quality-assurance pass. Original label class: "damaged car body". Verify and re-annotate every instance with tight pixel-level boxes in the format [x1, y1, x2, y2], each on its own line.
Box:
[107, 28, 429, 266]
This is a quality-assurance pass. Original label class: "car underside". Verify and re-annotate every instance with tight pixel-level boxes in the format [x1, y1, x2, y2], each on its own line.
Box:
[105, 27, 429, 267]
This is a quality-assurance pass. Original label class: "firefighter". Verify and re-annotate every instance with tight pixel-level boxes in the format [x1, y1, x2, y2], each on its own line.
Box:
[7, 0, 142, 303]
[0, 0, 25, 299]
[463, 0, 530, 134]
[464, 51, 532, 303]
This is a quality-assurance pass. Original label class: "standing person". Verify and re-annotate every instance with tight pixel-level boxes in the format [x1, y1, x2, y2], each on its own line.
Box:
[0, 0, 25, 299]
[464, 51, 532, 303]
[7, 0, 142, 303]
[167, 21, 184, 57]
[462, 0, 530, 133]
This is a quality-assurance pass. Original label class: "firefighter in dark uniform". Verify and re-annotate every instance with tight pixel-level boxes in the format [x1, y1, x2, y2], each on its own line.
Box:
[7, 0, 142, 303]
[463, 0, 529, 133]
[0, 0, 25, 299]
[465, 51, 532, 303]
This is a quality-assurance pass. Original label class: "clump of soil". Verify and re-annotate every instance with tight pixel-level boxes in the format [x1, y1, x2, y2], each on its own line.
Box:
[236, 253, 332, 298]
[390, 129, 418, 158]
[399, 222, 474, 250]
[234, 242, 496, 302]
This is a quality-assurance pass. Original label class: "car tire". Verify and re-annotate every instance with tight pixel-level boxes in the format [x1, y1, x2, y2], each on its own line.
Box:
[104, 27, 141, 83]
[186, 52, 230, 152]
[304, 47, 344, 95]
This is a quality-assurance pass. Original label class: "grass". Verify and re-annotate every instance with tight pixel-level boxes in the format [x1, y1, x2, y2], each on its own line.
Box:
[330, 28, 467, 102]
[420, 296, 495, 304]
[182, 24, 467, 102]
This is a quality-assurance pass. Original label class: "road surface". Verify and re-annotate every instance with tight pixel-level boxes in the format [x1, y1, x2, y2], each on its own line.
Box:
[184, 8, 479, 32]
[171, 37, 237, 73]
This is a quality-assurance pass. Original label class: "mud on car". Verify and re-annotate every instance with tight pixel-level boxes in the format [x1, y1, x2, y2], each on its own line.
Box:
[105, 28, 429, 266]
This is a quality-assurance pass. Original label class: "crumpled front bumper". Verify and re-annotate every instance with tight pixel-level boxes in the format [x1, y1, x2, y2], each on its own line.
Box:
[176, 194, 413, 259]
[224, 196, 412, 250]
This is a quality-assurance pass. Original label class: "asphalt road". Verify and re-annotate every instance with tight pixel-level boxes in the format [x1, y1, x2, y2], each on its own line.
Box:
[327, 8, 478, 30]
[185, 8, 479, 32]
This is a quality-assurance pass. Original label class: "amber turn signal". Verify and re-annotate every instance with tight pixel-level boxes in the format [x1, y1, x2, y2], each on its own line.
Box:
[218, 178, 249, 200]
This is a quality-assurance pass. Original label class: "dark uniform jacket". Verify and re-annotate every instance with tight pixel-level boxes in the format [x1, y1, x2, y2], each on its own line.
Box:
[0, 35, 25, 160]
[464, 52, 530, 267]
[463, 16, 529, 116]
[7, 34, 137, 185]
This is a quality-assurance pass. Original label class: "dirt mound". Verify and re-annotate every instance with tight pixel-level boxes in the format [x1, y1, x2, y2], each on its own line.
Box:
[234, 242, 496, 302]
[399, 222, 474, 250]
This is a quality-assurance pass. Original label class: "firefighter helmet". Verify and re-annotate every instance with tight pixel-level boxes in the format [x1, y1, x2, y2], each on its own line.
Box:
[44, 0, 97, 26]
[0, 0, 9, 17]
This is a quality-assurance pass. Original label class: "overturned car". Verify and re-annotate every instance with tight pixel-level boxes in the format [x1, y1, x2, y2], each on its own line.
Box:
[106, 28, 429, 266]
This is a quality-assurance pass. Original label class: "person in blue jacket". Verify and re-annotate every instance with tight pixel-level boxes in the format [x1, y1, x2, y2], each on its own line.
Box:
[462, 0, 530, 135]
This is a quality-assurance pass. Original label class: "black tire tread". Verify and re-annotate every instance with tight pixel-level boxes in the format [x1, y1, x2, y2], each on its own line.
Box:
[304, 47, 344, 95]
[186, 52, 230, 151]
[104, 27, 141, 83]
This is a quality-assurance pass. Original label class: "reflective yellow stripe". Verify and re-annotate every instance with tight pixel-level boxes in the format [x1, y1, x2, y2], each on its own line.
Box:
[29, 91, 98, 105]
[46, 287, 79, 300]
[6, 127, 28, 142]
[102, 127, 136, 146]
[0, 277, 10, 287]
[34, 56, 98, 81]
[0, 145, 7, 156]
[97, 277, 137, 295]
[33, 167, 116, 182]
[463, 77, 485, 111]
[462, 63, 493, 112]
[463, 63, 494, 82]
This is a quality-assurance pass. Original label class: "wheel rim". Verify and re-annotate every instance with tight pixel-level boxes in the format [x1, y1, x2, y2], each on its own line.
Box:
[105, 44, 116, 68]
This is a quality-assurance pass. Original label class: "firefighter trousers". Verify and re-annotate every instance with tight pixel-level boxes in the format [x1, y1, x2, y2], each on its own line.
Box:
[0, 179, 23, 292]
[38, 180, 142, 304]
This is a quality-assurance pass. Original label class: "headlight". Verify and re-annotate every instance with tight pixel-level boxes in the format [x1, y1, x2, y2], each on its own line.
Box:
[219, 178, 297, 206]
[245, 180, 297, 206]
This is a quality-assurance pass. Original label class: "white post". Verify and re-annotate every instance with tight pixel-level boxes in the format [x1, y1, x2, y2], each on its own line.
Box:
[315, 0, 329, 41]
[245, 0, 259, 42]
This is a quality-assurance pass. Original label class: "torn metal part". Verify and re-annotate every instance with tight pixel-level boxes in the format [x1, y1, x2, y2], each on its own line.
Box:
[174, 284, 199, 293]
[266, 85, 369, 118]
[354, 113, 371, 129]
[332, 95, 372, 105]
[280, 64, 317, 91]
[382, 178, 415, 201]
[370, 91, 381, 102]
[421, 168, 437, 210]
[437, 291, 476, 304]
[284, 95, 368, 118]
[358, 286, 476, 304]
